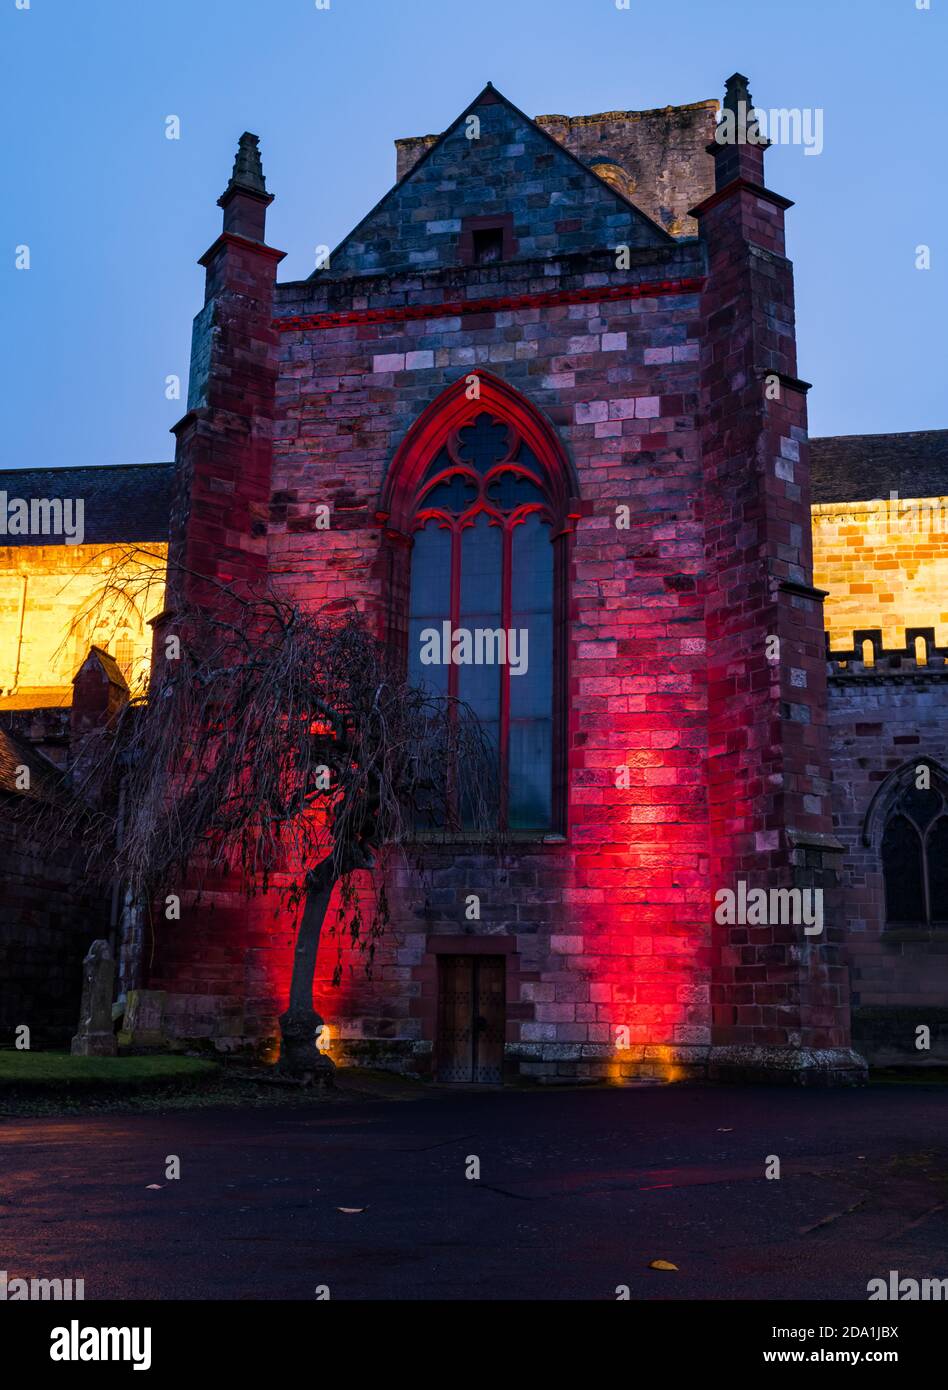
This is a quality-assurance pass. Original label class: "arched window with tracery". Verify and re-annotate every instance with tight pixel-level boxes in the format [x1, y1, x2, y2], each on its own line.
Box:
[381, 376, 576, 833]
[72, 592, 146, 690]
[876, 767, 948, 926]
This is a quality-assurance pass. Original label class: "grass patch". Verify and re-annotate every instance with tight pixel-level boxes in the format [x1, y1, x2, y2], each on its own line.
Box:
[0, 1050, 224, 1114]
[870, 1067, 948, 1087]
[0, 1053, 424, 1116]
[0, 1051, 218, 1087]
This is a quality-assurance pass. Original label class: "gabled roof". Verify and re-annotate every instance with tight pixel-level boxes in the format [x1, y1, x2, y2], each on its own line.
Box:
[0, 462, 174, 546]
[314, 81, 672, 281]
[0, 725, 63, 801]
[396, 98, 719, 236]
[74, 646, 129, 691]
[810, 431, 948, 504]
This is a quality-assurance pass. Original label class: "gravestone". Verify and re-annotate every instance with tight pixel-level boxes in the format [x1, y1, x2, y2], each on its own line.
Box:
[117, 990, 167, 1051]
[70, 940, 117, 1057]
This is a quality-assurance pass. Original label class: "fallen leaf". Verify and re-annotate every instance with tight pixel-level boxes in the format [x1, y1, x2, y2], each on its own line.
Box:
[648, 1259, 678, 1271]
[337, 1206, 366, 1214]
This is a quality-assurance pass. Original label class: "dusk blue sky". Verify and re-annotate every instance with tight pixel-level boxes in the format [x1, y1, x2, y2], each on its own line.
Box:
[2, 0, 944, 472]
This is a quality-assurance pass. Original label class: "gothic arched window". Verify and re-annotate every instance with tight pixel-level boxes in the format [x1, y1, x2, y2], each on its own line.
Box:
[383, 376, 576, 834]
[880, 775, 948, 926]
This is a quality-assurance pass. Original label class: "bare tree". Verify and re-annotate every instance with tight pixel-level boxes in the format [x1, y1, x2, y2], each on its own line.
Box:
[46, 577, 500, 1080]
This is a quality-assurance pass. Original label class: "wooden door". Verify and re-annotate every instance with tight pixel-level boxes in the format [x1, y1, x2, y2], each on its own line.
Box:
[436, 954, 505, 1083]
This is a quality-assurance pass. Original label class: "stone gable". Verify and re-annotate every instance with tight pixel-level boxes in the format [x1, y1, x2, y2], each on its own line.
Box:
[323, 85, 670, 281]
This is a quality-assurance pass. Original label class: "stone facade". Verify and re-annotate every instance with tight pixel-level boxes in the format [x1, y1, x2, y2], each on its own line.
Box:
[812, 440, 948, 1068]
[826, 638, 948, 1067]
[0, 728, 108, 1049]
[0, 462, 170, 711]
[395, 97, 719, 238]
[3, 79, 946, 1082]
[814, 495, 948, 653]
[147, 78, 870, 1085]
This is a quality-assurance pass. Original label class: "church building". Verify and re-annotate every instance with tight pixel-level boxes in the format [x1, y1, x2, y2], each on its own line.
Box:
[3, 75, 947, 1083]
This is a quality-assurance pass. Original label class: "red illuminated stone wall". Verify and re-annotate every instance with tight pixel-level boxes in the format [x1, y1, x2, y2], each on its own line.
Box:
[152, 83, 863, 1083]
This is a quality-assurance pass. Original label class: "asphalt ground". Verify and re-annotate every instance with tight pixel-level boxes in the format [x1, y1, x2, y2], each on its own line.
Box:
[1, 1081, 946, 1302]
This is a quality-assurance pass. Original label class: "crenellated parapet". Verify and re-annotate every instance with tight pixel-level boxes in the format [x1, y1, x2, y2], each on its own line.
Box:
[826, 628, 948, 677]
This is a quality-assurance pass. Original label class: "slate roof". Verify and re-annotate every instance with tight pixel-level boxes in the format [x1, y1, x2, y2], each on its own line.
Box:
[810, 431, 948, 505]
[0, 462, 174, 546]
[3, 439, 946, 533]
[0, 725, 63, 801]
[75, 647, 129, 691]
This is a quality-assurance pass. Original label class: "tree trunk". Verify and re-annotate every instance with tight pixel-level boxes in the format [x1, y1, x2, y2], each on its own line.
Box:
[278, 861, 337, 1082]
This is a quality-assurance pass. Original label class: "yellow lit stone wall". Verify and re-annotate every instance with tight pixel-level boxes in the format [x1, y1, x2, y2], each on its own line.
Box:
[812, 497, 948, 651]
[0, 543, 166, 706]
[2, 501, 945, 707]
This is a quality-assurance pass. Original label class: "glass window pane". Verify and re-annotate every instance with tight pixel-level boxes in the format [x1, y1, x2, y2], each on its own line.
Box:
[409, 618, 449, 696]
[509, 515, 553, 827]
[410, 522, 452, 618]
[456, 414, 510, 473]
[511, 513, 553, 733]
[509, 719, 553, 830]
[512, 514, 553, 613]
[460, 513, 502, 616]
[422, 446, 453, 484]
[901, 783, 943, 832]
[409, 522, 452, 696]
[516, 443, 548, 488]
[421, 474, 478, 513]
[409, 427, 558, 837]
[458, 514, 501, 723]
[461, 721, 500, 830]
[510, 617, 551, 719]
[882, 814, 926, 923]
[486, 470, 546, 511]
[927, 816, 948, 923]
[458, 657, 501, 721]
